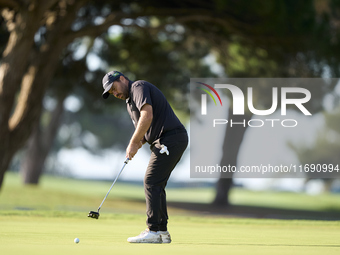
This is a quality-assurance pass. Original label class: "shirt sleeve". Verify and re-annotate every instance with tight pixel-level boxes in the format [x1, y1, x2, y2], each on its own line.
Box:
[132, 82, 152, 111]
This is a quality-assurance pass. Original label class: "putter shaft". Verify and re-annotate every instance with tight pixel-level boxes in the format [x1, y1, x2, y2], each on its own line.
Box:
[97, 158, 129, 212]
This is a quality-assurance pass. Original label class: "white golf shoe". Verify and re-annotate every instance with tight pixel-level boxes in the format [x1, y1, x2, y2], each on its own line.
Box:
[127, 229, 162, 243]
[158, 231, 171, 243]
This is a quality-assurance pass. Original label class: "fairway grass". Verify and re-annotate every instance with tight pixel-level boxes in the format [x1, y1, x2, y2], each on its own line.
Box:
[1, 173, 340, 255]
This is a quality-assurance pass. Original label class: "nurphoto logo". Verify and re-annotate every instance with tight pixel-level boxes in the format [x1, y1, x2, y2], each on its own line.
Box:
[195, 81, 312, 128]
[196, 82, 223, 115]
[190, 78, 339, 179]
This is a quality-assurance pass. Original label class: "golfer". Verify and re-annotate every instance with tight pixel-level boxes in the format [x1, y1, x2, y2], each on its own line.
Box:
[102, 71, 188, 243]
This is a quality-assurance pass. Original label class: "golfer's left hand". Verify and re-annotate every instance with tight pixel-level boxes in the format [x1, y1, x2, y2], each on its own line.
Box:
[126, 141, 142, 159]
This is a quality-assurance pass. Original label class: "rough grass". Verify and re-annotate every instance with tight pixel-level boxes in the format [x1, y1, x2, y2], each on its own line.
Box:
[2, 172, 340, 212]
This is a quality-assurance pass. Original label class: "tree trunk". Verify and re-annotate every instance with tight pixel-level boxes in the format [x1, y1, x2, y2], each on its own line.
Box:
[0, 55, 60, 189]
[0, 145, 14, 189]
[21, 122, 46, 184]
[0, 6, 43, 189]
[0, 2, 81, 190]
[0, 45, 65, 190]
[21, 94, 66, 184]
[0, 58, 60, 189]
[213, 108, 252, 207]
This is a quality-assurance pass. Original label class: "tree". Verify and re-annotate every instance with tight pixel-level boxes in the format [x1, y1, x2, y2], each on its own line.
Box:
[211, 0, 340, 206]
[19, 20, 215, 184]
[20, 49, 102, 183]
[0, 0, 257, 189]
[2, 0, 340, 196]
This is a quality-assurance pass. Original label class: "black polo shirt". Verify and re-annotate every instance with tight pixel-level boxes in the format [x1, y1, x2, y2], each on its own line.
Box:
[126, 80, 184, 144]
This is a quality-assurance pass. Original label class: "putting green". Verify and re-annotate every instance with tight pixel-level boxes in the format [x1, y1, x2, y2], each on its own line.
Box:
[0, 212, 339, 255]
[1, 173, 340, 255]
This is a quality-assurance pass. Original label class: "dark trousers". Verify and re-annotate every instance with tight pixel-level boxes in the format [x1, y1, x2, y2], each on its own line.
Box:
[144, 128, 188, 231]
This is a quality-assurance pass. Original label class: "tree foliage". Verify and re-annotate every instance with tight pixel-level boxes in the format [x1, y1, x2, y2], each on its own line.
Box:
[0, 0, 229, 188]
[1, 0, 340, 198]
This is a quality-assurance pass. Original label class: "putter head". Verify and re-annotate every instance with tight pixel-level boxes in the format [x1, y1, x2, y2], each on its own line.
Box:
[88, 211, 100, 219]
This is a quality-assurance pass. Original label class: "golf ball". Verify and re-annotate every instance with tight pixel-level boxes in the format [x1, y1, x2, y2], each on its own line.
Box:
[74, 238, 80, 244]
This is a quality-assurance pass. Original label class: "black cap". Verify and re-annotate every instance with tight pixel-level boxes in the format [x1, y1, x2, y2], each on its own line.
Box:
[102, 71, 123, 99]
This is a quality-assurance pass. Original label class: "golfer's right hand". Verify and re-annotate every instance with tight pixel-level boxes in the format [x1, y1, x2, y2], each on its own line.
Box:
[126, 141, 142, 160]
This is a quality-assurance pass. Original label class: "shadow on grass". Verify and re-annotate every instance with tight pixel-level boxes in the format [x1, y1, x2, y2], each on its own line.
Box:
[121, 194, 340, 221]
[165, 201, 340, 221]
[121, 196, 340, 220]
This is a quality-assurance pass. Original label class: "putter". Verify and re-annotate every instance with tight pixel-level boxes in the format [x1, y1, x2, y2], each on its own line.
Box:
[88, 158, 129, 219]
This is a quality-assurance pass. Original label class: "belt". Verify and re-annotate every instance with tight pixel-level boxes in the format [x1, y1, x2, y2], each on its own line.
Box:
[162, 126, 186, 137]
